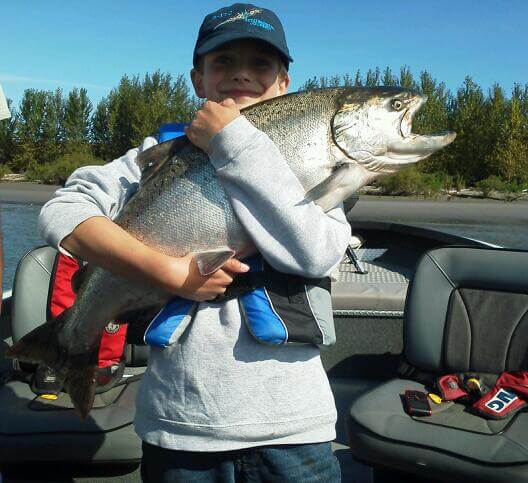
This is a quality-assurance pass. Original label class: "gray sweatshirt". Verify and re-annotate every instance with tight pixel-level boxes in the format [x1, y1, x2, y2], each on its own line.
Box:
[39, 116, 351, 452]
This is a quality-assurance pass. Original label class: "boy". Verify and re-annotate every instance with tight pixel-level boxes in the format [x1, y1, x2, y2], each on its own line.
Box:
[39, 4, 351, 481]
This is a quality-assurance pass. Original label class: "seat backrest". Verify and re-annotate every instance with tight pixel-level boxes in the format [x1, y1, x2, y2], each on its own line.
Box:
[11, 246, 56, 343]
[404, 246, 528, 374]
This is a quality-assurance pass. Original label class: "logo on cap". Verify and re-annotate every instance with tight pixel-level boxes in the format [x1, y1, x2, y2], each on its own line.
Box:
[213, 8, 274, 32]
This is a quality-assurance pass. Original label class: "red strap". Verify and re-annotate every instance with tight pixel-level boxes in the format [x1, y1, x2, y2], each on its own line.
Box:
[436, 374, 468, 401]
[48, 253, 128, 368]
[472, 371, 528, 419]
[99, 322, 128, 368]
[49, 254, 79, 318]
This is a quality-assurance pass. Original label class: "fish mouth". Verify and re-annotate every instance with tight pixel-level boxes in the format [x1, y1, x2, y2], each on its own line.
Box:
[392, 94, 456, 161]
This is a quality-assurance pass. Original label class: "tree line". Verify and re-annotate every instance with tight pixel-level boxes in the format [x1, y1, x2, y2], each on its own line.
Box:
[1, 67, 527, 192]
[0, 71, 199, 184]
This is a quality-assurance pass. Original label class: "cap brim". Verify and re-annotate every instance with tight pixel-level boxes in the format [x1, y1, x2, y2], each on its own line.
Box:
[194, 31, 293, 67]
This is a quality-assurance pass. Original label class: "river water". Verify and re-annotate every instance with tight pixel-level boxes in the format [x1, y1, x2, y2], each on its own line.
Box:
[2, 200, 528, 292]
[2, 202, 44, 291]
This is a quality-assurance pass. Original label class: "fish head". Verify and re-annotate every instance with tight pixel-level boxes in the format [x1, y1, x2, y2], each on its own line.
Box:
[332, 87, 456, 174]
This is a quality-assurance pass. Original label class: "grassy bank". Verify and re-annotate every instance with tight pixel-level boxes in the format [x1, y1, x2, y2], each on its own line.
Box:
[2, 164, 527, 202]
[369, 166, 528, 201]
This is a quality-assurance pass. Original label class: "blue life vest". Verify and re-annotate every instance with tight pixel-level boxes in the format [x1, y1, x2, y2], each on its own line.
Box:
[143, 124, 336, 349]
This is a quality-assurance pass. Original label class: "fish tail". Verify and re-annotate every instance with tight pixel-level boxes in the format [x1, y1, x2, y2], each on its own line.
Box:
[6, 311, 99, 419]
[65, 364, 98, 420]
[6, 311, 68, 368]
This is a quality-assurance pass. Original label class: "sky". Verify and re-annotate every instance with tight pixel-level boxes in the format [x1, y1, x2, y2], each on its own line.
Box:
[1, 0, 527, 109]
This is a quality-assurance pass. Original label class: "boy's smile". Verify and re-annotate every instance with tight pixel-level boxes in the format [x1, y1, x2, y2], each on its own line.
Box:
[191, 39, 290, 109]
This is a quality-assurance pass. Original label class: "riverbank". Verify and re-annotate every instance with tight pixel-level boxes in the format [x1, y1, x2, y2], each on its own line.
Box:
[2, 181, 527, 225]
[348, 196, 528, 224]
[0, 182, 58, 204]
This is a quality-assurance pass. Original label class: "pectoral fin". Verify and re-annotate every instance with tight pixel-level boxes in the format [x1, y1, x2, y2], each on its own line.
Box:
[194, 248, 236, 276]
[303, 163, 367, 212]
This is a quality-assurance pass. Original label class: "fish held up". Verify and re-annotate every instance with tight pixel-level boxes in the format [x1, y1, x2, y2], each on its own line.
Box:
[6, 87, 455, 418]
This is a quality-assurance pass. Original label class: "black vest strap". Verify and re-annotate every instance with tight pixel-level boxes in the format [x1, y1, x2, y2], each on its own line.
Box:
[215, 259, 330, 303]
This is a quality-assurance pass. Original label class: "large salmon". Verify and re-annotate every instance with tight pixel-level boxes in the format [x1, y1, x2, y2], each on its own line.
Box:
[7, 87, 455, 418]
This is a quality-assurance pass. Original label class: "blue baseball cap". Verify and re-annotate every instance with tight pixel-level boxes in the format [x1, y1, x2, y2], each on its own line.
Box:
[193, 3, 293, 70]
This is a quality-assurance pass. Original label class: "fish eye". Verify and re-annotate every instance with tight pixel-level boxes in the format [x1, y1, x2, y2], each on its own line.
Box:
[392, 99, 404, 111]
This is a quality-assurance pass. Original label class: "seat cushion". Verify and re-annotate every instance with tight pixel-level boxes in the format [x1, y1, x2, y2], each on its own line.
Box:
[348, 379, 528, 481]
[0, 375, 144, 464]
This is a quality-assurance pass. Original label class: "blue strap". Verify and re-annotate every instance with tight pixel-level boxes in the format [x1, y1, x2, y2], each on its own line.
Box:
[240, 287, 288, 345]
[158, 122, 189, 143]
[144, 297, 195, 348]
[238, 254, 288, 345]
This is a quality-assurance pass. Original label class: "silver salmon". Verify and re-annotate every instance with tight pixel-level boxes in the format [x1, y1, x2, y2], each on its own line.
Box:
[7, 87, 455, 418]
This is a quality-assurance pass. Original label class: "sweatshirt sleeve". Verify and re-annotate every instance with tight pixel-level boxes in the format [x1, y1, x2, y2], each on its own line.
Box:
[38, 137, 158, 254]
[207, 116, 351, 278]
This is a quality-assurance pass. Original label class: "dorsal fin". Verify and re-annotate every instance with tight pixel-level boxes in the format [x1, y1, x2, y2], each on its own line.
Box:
[136, 135, 191, 184]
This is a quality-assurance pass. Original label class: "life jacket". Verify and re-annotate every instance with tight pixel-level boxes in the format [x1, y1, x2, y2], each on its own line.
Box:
[47, 253, 129, 369]
[144, 254, 336, 349]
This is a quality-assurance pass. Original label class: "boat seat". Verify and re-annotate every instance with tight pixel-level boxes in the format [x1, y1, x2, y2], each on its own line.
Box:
[10, 246, 57, 344]
[347, 246, 528, 482]
[0, 246, 146, 465]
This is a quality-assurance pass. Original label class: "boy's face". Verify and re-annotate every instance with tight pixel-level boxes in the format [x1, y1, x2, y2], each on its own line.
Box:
[191, 39, 290, 109]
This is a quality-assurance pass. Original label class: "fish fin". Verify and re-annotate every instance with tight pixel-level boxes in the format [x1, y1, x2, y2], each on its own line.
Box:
[6, 312, 68, 368]
[65, 364, 98, 420]
[136, 136, 190, 185]
[194, 248, 236, 275]
[303, 164, 362, 212]
[7, 311, 100, 419]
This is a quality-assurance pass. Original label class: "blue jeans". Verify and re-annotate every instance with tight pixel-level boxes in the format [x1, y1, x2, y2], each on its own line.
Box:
[140, 441, 341, 482]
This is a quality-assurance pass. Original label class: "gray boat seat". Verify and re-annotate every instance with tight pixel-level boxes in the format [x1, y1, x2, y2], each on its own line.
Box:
[347, 246, 528, 482]
[1, 246, 147, 465]
[11, 246, 56, 344]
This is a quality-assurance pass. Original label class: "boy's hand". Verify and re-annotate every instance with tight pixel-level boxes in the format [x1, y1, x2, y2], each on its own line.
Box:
[164, 253, 249, 302]
[185, 99, 240, 152]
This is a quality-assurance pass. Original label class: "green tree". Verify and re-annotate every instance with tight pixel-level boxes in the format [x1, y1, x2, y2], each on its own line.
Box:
[365, 67, 381, 87]
[300, 76, 319, 90]
[414, 71, 453, 176]
[91, 98, 110, 158]
[482, 84, 508, 178]
[10, 89, 47, 171]
[300, 73, 355, 90]
[40, 88, 64, 163]
[382, 67, 397, 86]
[94, 72, 197, 160]
[449, 77, 487, 183]
[491, 97, 528, 184]
[399, 66, 416, 89]
[63, 88, 92, 151]
[353, 70, 362, 86]
[11, 88, 65, 171]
